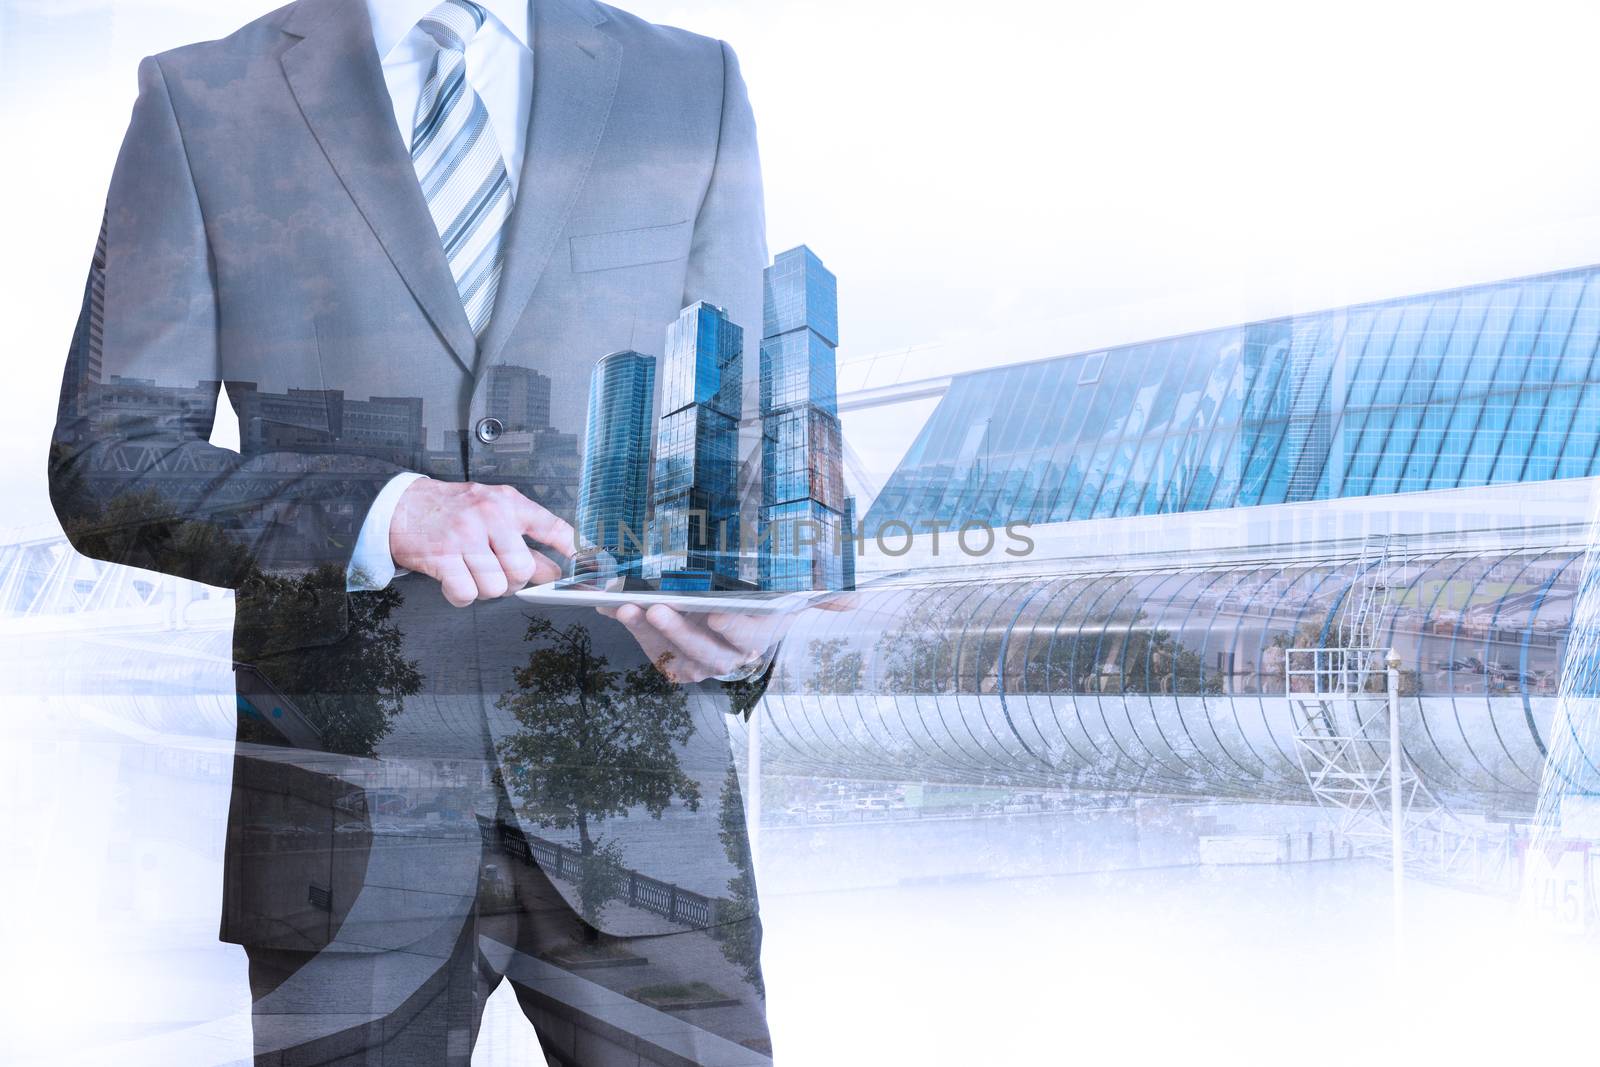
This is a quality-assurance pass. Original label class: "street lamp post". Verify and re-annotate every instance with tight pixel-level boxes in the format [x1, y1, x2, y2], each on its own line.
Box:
[748, 705, 762, 871]
[1387, 647, 1404, 952]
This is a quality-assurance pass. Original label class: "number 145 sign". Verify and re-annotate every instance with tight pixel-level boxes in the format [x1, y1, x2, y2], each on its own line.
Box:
[1521, 841, 1591, 934]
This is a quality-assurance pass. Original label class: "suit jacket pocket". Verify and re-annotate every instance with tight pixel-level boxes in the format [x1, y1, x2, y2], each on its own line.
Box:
[569, 219, 692, 273]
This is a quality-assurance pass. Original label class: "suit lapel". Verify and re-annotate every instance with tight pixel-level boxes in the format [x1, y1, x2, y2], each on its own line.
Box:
[472, 0, 622, 377]
[280, 0, 478, 374]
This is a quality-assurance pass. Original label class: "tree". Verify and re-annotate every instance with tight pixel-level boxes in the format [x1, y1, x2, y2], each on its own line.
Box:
[875, 597, 957, 694]
[1119, 622, 1222, 695]
[495, 616, 703, 928]
[53, 474, 257, 590]
[805, 638, 864, 695]
[54, 476, 423, 757]
[233, 564, 422, 757]
[713, 765, 763, 995]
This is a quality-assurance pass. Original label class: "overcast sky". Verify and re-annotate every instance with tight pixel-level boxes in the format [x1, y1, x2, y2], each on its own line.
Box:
[6, 0, 1600, 525]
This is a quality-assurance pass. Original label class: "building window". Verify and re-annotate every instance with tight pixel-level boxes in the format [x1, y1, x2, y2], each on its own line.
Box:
[1078, 352, 1106, 386]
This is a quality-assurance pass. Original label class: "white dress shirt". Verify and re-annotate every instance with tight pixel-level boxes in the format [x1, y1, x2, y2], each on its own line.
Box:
[347, 0, 533, 592]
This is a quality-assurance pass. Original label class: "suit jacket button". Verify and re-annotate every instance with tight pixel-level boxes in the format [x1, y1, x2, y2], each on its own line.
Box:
[475, 417, 504, 444]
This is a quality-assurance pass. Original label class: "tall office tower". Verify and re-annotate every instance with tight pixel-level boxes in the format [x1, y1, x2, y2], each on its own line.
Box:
[650, 303, 745, 586]
[486, 363, 552, 432]
[577, 351, 656, 568]
[841, 495, 858, 593]
[759, 246, 848, 591]
[59, 216, 107, 432]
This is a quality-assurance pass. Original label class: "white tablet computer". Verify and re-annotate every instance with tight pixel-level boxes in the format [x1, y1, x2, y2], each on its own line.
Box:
[514, 582, 830, 616]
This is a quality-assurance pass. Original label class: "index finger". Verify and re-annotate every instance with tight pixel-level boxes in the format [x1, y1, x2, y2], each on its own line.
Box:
[511, 496, 577, 560]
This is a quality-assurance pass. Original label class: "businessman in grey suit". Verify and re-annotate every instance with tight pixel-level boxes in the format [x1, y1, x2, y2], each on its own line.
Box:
[49, 0, 779, 1062]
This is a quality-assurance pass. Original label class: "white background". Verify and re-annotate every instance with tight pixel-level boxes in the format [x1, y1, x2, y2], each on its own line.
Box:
[8, 0, 1600, 522]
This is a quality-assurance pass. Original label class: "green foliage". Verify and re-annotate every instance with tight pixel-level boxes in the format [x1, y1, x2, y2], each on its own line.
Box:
[714, 765, 763, 994]
[234, 564, 422, 757]
[496, 616, 703, 925]
[1114, 624, 1223, 695]
[805, 638, 864, 695]
[875, 599, 958, 694]
[54, 477, 256, 589]
[1269, 621, 1330, 651]
[627, 981, 730, 1007]
[572, 839, 628, 930]
[54, 477, 422, 757]
[876, 597, 1221, 696]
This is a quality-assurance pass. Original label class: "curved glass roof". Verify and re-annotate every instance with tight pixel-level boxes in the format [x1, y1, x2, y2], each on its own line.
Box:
[864, 265, 1600, 535]
[748, 548, 1578, 810]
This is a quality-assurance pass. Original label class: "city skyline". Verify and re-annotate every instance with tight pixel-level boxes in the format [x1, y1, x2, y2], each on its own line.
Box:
[59, 237, 868, 590]
[567, 247, 858, 591]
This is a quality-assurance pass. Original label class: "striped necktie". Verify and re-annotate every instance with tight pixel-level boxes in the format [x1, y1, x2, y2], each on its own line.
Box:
[411, 0, 513, 340]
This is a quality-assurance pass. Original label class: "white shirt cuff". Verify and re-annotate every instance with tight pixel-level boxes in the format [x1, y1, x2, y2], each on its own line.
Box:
[346, 472, 427, 592]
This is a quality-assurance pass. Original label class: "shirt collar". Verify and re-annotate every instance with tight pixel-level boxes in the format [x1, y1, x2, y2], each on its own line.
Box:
[367, 0, 532, 60]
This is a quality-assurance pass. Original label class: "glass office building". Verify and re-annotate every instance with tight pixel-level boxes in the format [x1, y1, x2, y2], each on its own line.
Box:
[577, 351, 656, 567]
[651, 302, 744, 585]
[865, 264, 1600, 536]
[760, 246, 849, 591]
[59, 216, 106, 425]
[749, 263, 1600, 813]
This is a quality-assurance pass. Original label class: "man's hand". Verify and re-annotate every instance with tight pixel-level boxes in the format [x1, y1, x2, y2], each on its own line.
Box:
[599, 604, 786, 685]
[389, 479, 576, 607]
[601, 591, 861, 685]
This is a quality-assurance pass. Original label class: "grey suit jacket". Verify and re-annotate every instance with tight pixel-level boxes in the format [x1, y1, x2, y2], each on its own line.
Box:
[50, 0, 767, 947]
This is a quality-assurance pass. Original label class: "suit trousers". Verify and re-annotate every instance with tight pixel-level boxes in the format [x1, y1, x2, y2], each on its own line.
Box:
[246, 815, 773, 1066]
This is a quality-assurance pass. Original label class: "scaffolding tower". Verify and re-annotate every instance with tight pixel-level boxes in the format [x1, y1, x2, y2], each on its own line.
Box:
[1286, 537, 1518, 893]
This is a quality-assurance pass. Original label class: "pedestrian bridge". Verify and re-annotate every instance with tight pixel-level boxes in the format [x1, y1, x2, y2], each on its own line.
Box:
[4, 524, 1588, 814]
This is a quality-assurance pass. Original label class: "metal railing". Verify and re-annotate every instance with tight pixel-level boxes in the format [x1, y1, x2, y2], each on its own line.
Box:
[491, 823, 723, 929]
[1284, 646, 1389, 699]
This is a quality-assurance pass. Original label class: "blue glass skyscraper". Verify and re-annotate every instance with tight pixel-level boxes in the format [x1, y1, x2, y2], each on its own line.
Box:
[841, 495, 858, 593]
[577, 351, 656, 568]
[650, 302, 744, 585]
[759, 246, 849, 591]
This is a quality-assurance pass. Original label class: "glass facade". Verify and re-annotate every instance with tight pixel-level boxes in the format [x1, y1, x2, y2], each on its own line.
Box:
[651, 302, 744, 584]
[763, 243, 839, 348]
[1535, 526, 1600, 828]
[841, 496, 858, 593]
[59, 214, 106, 423]
[739, 549, 1578, 809]
[577, 351, 655, 567]
[864, 265, 1600, 535]
[760, 246, 849, 591]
